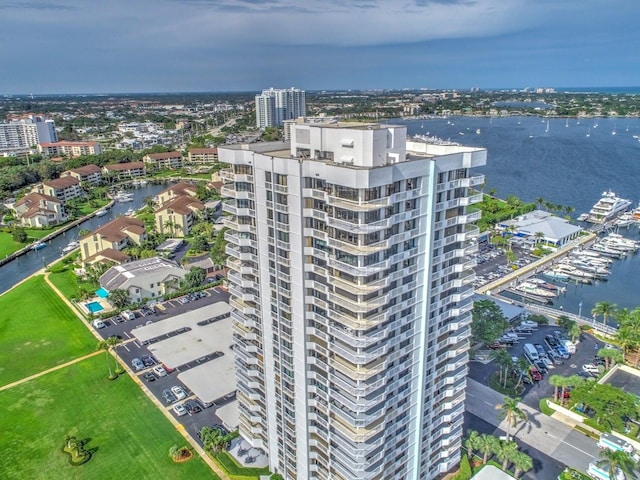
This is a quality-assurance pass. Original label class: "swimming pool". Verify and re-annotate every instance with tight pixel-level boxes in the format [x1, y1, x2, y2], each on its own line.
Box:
[86, 301, 104, 313]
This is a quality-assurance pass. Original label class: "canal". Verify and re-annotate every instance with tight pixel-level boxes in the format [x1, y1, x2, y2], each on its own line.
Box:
[0, 182, 168, 294]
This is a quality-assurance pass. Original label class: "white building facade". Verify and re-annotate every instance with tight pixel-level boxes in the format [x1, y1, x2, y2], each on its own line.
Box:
[0, 114, 57, 154]
[220, 123, 486, 480]
[255, 87, 306, 128]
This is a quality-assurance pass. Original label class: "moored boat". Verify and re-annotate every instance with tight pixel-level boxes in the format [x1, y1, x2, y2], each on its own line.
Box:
[95, 208, 108, 217]
[61, 241, 80, 253]
[586, 190, 632, 224]
[31, 242, 47, 251]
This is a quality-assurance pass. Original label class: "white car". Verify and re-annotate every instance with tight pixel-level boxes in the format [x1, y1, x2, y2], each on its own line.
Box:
[92, 319, 106, 329]
[172, 403, 187, 416]
[153, 365, 168, 377]
[519, 320, 538, 329]
[171, 386, 187, 400]
[582, 364, 600, 375]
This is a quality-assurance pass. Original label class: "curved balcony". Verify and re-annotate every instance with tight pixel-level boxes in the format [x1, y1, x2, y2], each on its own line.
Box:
[326, 195, 391, 211]
[327, 291, 389, 314]
[326, 216, 390, 234]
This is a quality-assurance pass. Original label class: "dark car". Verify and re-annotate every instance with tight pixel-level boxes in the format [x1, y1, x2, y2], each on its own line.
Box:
[162, 389, 177, 404]
[143, 372, 156, 382]
[535, 361, 549, 374]
[141, 355, 156, 367]
[545, 335, 558, 347]
[487, 342, 506, 350]
[184, 399, 202, 414]
[112, 315, 124, 323]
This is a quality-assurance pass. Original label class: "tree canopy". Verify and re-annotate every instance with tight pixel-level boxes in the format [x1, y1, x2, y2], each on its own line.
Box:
[472, 299, 509, 345]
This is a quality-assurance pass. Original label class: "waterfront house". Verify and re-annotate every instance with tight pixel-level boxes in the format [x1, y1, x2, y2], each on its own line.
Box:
[143, 151, 183, 170]
[497, 210, 582, 247]
[61, 164, 103, 186]
[102, 161, 146, 181]
[98, 256, 187, 303]
[32, 176, 83, 202]
[154, 195, 205, 237]
[12, 192, 67, 227]
[79, 216, 146, 266]
[156, 181, 198, 205]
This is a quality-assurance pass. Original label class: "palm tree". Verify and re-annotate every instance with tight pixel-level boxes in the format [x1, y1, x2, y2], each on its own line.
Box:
[495, 440, 519, 472]
[596, 449, 637, 480]
[597, 348, 623, 370]
[549, 374, 565, 402]
[163, 219, 176, 237]
[464, 430, 481, 460]
[592, 301, 617, 329]
[490, 349, 513, 387]
[496, 396, 527, 442]
[477, 434, 498, 465]
[97, 336, 120, 379]
[534, 231, 545, 246]
[615, 328, 638, 364]
[512, 450, 534, 478]
[535, 197, 545, 210]
[514, 358, 531, 389]
[565, 375, 586, 406]
[200, 426, 233, 454]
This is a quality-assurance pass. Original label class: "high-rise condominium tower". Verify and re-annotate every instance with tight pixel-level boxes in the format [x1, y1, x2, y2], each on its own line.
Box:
[220, 122, 486, 480]
[255, 87, 306, 128]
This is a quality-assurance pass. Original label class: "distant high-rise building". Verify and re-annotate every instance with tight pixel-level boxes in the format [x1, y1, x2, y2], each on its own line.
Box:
[220, 122, 486, 480]
[255, 87, 306, 128]
[0, 114, 57, 155]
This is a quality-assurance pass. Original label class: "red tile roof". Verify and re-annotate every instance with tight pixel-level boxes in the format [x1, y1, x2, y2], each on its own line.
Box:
[43, 176, 80, 189]
[104, 161, 145, 172]
[145, 151, 182, 160]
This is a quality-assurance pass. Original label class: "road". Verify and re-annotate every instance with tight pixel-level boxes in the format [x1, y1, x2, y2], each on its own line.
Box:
[466, 378, 600, 474]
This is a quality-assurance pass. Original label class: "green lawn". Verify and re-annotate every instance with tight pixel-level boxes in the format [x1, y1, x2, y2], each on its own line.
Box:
[0, 232, 28, 258]
[48, 264, 98, 302]
[0, 356, 217, 480]
[0, 275, 95, 387]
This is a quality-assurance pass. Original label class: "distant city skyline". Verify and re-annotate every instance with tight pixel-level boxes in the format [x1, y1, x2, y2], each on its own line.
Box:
[1, 0, 639, 94]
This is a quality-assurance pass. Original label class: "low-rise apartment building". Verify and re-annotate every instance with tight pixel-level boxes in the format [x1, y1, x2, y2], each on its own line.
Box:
[188, 148, 218, 163]
[156, 181, 198, 205]
[80, 217, 146, 265]
[99, 256, 187, 303]
[39, 141, 103, 158]
[12, 192, 67, 227]
[102, 162, 146, 181]
[143, 151, 183, 170]
[32, 176, 83, 202]
[61, 164, 103, 186]
[154, 195, 205, 237]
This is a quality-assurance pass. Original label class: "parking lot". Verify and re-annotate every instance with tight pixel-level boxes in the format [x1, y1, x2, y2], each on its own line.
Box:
[91, 286, 235, 444]
[469, 324, 602, 409]
[473, 245, 538, 289]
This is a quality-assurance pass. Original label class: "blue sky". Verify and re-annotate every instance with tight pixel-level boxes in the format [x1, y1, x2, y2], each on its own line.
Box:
[1, 0, 639, 93]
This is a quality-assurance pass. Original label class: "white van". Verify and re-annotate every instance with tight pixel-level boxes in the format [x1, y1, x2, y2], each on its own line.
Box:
[523, 343, 539, 361]
[562, 339, 576, 354]
[121, 310, 136, 321]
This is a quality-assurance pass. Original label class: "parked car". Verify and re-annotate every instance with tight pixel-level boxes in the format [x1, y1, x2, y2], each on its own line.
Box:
[92, 319, 106, 329]
[112, 315, 124, 323]
[541, 356, 555, 369]
[131, 358, 145, 371]
[141, 355, 155, 367]
[153, 365, 168, 377]
[184, 399, 202, 414]
[545, 335, 558, 347]
[173, 403, 188, 416]
[556, 344, 569, 357]
[487, 342, 506, 350]
[171, 386, 187, 400]
[519, 320, 538, 329]
[162, 389, 177, 404]
[178, 297, 190, 305]
[529, 367, 543, 381]
[143, 372, 156, 382]
[121, 310, 136, 321]
[582, 364, 600, 375]
[535, 361, 549, 374]
[534, 344, 547, 358]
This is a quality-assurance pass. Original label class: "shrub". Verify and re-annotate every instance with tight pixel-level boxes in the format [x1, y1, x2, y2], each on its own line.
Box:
[539, 398, 555, 416]
[453, 455, 472, 480]
[528, 314, 549, 325]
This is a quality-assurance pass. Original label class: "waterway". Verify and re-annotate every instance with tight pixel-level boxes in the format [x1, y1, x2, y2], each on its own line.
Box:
[0, 183, 167, 294]
[399, 115, 640, 316]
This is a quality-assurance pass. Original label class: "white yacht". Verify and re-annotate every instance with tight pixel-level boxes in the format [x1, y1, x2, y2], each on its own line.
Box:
[586, 190, 632, 224]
